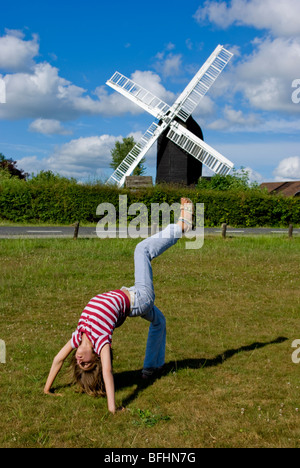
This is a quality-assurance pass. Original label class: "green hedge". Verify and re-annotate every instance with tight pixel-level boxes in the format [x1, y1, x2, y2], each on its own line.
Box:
[0, 177, 299, 227]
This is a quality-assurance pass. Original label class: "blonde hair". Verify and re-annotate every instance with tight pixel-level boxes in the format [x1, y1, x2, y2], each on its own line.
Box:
[69, 349, 113, 397]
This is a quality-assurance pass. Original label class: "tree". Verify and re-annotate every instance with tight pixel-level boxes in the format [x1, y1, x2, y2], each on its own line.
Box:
[197, 167, 259, 192]
[110, 137, 146, 176]
[29, 170, 76, 183]
[0, 153, 28, 180]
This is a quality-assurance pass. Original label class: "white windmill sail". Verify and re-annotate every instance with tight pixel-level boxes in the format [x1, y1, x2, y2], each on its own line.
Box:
[105, 45, 234, 187]
[171, 45, 233, 122]
[106, 72, 171, 120]
[167, 121, 234, 175]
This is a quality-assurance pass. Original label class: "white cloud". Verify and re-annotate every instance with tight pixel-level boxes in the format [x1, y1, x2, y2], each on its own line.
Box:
[17, 128, 158, 180]
[205, 105, 300, 134]
[0, 29, 175, 121]
[194, 0, 300, 37]
[48, 135, 120, 176]
[232, 37, 300, 114]
[153, 43, 184, 78]
[200, 36, 300, 120]
[29, 118, 72, 135]
[0, 30, 174, 180]
[193, 95, 216, 121]
[207, 106, 260, 130]
[273, 156, 300, 181]
[16, 155, 47, 175]
[193, 2, 300, 118]
[0, 61, 95, 120]
[257, 118, 300, 134]
[0, 30, 39, 72]
[17, 134, 123, 180]
[154, 53, 183, 78]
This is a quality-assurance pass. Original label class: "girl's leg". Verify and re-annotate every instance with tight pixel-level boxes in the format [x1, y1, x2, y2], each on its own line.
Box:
[128, 198, 194, 317]
[141, 305, 166, 374]
[129, 223, 182, 317]
[126, 198, 194, 375]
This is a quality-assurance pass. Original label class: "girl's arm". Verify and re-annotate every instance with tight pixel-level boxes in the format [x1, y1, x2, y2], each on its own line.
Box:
[44, 340, 73, 395]
[100, 343, 116, 414]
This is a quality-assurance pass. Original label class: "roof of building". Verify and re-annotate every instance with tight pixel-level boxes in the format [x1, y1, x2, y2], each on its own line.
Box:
[260, 181, 300, 197]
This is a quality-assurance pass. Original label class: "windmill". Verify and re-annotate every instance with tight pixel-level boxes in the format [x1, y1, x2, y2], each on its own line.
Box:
[106, 45, 234, 187]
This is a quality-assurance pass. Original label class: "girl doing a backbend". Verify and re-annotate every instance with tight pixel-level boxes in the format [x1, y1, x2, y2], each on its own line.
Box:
[44, 198, 194, 413]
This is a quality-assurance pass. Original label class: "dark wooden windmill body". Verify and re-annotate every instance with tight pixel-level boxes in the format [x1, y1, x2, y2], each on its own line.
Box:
[156, 116, 204, 185]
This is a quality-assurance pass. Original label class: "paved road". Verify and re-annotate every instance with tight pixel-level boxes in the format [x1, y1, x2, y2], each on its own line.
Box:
[0, 225, 299, 239]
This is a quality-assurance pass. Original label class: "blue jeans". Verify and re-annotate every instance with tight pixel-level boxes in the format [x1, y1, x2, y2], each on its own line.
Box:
[129, 224, 182, 369]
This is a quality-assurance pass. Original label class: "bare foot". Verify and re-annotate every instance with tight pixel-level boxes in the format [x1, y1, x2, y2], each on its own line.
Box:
[177, 198, 195, 232]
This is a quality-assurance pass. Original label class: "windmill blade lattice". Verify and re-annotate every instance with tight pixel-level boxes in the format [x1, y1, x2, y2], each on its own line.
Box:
[167, 121, 234, 176]
[172, 45, 233, 122]
[107, 72, 171, 120]
[106, 122, 165, 187]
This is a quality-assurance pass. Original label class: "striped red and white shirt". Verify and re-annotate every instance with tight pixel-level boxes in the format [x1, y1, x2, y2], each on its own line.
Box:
[71, 290, 130, 355]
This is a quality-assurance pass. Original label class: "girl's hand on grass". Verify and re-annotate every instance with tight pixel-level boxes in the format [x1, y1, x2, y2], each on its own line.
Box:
[44, 390, 63, 397]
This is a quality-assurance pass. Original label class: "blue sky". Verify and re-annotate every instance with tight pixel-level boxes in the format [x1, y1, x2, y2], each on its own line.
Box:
[1, 0, 300, 183]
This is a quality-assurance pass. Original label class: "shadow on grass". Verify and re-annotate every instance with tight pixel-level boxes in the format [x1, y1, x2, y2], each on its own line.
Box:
[114, 336, 288, 407]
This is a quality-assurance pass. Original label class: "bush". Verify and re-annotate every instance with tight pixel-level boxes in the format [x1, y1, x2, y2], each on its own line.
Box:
[0, 173, 299, 227]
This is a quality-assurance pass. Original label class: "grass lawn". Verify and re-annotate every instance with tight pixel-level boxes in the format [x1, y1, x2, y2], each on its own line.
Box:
[0, 234, 299, 448]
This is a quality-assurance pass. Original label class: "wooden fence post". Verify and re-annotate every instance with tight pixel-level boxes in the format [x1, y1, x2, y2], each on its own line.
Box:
[222, 223, 227, 239]
[73, 221, 80, 240]
[289, 224, 294, 239]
